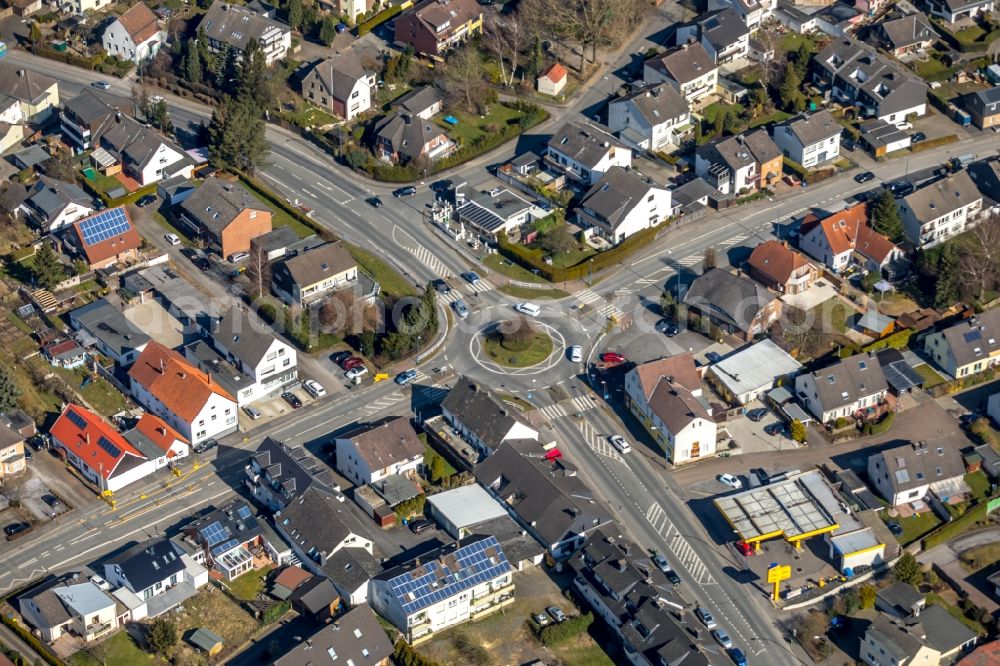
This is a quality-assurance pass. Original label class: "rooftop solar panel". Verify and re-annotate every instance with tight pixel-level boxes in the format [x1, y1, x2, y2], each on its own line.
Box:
[236, 505, 253, 520]
[201, 521, 228, 546]
[964, 329, 982, 343]
[79, 208, 131, 247]
[97, 435, 122, 459]
[66, 409, 88, 430]
[212, 538, 240, 556]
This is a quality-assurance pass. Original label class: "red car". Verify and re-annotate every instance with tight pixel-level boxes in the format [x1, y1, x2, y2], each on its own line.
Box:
[735, 541, 754, 557]
[340, 357, 363, 371]
[601, 352, 626, 364]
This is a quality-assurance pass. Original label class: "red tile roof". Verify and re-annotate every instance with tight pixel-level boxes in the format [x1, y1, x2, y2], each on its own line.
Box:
[748, 240, 814, 286]
[855, 224, 897, 263]
[633, 353, 700, 399]
[799, 202, 897, 263]
[71, 207, 141, 267]
[129, 341, 235, 422]
[134, 412, 188, 456]
[541, 62, 567, 83]
[49, 404, 144, 480]
[117, 2, 160, 43]
[957, 640, 1000, 666]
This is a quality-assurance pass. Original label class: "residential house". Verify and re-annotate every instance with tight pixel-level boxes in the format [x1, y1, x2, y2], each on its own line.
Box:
[694, 129, 782, 194]
[301, 55, 376, 121]
[245, 438, 338, 511]
[475, 442, 612, 559]
[64, 207, 141, 271]
[200, 1, 292, 65]
[624, 353, 717, 464]
[876, 14, 938, 56]
[876, 582, 926, 619]
[676, 8, 751, 65]
[968, 157, 1000, 208]
[708, 0, 777, 30]
[249, 226, 316, 262]
[369, 535, 514, 644]
[607, 83, 692, 153]
[441, 377, 541, 456]
[62, 0, 112, 12]
[128, 341, 238, 446]
[104, 538, 208, 617]
[899, 170, 983, 248]
[860, 118, 913, 157]
[536, 62, 568, 97]
[273, 486, 381, 605]
[270, 241, 358, 306]
[747, 240, 819, 294]
[544, 122, 632, 185]
[643, 42, 719, 105]
[771, 110, 842, 168]
[49, 404, 157, 492]
[426, 484, 510, 540]
[42, 339, 87, 370]
[10, 0, 42, 16]
[797, 202, 903, 275]
[18, 579, 116, 644]
[91, 114, 193, 187]
[393, 0, 483, 58]
[60, 88, 134, 151]
[924, 308, 1000, 378]
[184, 501, 278, 580]
[707, 339, 804, 405]
[956, 641, 1000, 666]
[794, 352, 888, 423]
[963, 87, 1000, 130]
[317, 0, 373, 19]
[454, 188, 534, 240]
[287, 575, 339, 622]
[334, 416, 423, 487]
[102, 2, 165, 65]
[274, 604, 393, 666]
[177, 178, 273, 260]
[373, 112, 455, 164]
[157, 176, 197, 207]
[68, 298, 149, 367]
[576, 166, 673, 245]
[926, 0, 994, 23]
[0, 64, 58, 123]
[868, 439, 969, 507]
[0, 422, 26, 481]
[812, 38, 927, 125]
[200, 306, 298, 405]
[390, 86, 442, 120]
[860, 606, 978, 665]
[571, 530, 708, 666]
[121, 412, 190, 469]
[19, 176, 94, 232]
[683, 268, 782, 340]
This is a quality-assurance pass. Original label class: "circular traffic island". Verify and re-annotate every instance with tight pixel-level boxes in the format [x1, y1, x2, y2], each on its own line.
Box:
[482, 316, 554, 368]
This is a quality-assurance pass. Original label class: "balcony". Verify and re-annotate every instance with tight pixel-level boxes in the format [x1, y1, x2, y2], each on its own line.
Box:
[470, 582, 516, 610]
[470, 593, 515, 617]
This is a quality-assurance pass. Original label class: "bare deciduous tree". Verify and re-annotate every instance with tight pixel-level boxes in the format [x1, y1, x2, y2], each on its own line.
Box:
[483, 13, 526, 88]
[245, 242, 271, 301]
[521, 0, 643, 71]
[959, 214, 1000, 301]
[319, 289, 380, 336]
[439, 45, 489, 114]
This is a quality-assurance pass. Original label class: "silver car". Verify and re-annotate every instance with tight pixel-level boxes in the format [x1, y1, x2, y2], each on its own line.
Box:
[696, 607, 717, 630]
[453, 300, 469, 318]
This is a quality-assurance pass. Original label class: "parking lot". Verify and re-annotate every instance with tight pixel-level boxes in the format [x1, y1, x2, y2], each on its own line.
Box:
[723, 401, 803, 455]
[0, 449, 93, 542]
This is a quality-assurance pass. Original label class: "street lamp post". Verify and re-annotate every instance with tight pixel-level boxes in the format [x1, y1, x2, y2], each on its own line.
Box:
[416, 335, 422, 364]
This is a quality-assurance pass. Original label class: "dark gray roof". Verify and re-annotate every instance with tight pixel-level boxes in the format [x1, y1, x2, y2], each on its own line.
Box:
[939, 0, 992, 13]
[98, 113, 186, 172]
[814, 38, 928, 118]
[876, 582, 924, 614]
[967, 158, 1000, 204]
[287, 574, 339, 614]
[322, 542, 381, 593]
[579, 166, 661, 229]
[70, 298, 150, 358]
[106, 538, 185, 592]
[18, 579, 72, 627]
[670, 176, 719, 209]
[547, 122, 625, 170]
[901, 170, 981, 223]
[778, 110, 842, 147]
[304, 54, 372, 102]
[868, 613, 924, 661]
[878, 14, 937, 49]
[441, 376, 531, 451]
[647, 42, 716, 86]
[860, 118, 910, 149]
[374, 112, 448, 162]
[0, 181, 29, 214]
[250, 226, 312, 256]
[834, 468, 883, 510]
[871, 438, 968, 493]
[24, 176, 91, 222]
[250, 438, 335, 507]
[918, 604, 978, 652]
[696, 130, 779, 173]
[274, 604, 392, 666]
[179, 178, 270, 236]
[682, 268, 777, 332]
[339, 416, 423, 473]
[188, 628, 224, 652]
[185, 499, 264, 551]
[211, 306, 277, 368]
[455, 188, 533, 233]
[0, 421, 22, 449]
[0, 63, 56, 105]
[273, 241, 356, 287]
[391, 85, 441, 116]
[869, 606, 977, 659]
[610, 83, 689, 128]
[965, 86, 1000, 118]
[200, 1, 289, 51]
[696, 8, 749, 50]
[277, 486, 370, 564]
[12, 145, 50, 169]
[63, 88, 133, 127]
[805, 352, 887, 411]
[475, 443, 611, 548]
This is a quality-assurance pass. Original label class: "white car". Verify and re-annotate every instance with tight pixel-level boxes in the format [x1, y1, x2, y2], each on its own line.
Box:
[165, 233, 180, 246]
[608, 435, 632, 454]
[242, 405, 262, 420]
[717, 473, 742, 489]
[89, 575, 110, 591]
[149, 95, 164, 104]
[712, 629, 732, 649]
[568, 345, 582, 362]
[303, 379, 326, 398]
[228, 251, 249, 263]
[514, 302, 540, 317]
[346, 366, 368, 380]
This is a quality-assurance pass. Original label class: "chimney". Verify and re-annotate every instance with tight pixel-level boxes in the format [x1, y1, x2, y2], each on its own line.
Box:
[207, 372, 211, 386]
[86, 433, 90, 444]
[159, 359, 165, 374]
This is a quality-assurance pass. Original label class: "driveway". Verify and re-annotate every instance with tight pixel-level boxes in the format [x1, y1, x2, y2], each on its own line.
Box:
[919, 527, 1000, 613]
[781, 280, 838, 311]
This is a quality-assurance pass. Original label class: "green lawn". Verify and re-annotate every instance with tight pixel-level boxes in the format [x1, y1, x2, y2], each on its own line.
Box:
[912, 56, 951, 79]
[435, 103, 525, 146]
[958, 541, 1000, 572]
[925, 593, 988, 635]
[914, 363, 946, 389]
[228, 566, 272, 601]
[953, 24, 987, 45]
[779, 32, 823, 53]
[553, 643, 615, 666]
[424, 443, 457, 477]
[549, 245, 597, 269]
[71, 631, 152, 666]
[6, 310, 31, 335]
[484, 254, 547, 283]
[884, 510, 942, 546]
[85, 171, 124, 197]
[344, 243, 418, 298]
[749, 110, 793, 129]
[246, 191, 314, 239]
[702, 102, 741, 126]
[965, 471, 991, 502]
[813, 298, 853, 334]
[281, 103, 338, 128]
[498, 284, 570, 300]
[38, 361, 128, 417]
[483, 330, 553, 368]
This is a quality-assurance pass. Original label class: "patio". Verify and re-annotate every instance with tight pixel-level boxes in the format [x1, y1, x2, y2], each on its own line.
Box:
[780, 279, 839, 310]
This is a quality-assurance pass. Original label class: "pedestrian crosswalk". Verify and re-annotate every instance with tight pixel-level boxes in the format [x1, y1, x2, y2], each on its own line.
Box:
[719, 233, 750, 248]
[645, 502, 715, 585]
[537, 395, 597, 421]
[405, 242, 453, 278]
[362, 370, 447, 415]
[576, 289, 624, 320]
[579, 419, 625, 463]
[464, 279, 492, 294]
[677, 255, 701, 267]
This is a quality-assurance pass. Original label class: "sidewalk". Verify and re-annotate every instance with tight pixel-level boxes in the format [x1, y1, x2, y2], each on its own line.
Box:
[0, 623, 45, 664]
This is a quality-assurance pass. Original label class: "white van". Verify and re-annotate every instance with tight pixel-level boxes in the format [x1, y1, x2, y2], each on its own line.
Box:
[228, 251, 249, 263]
[515, 302, 540, 317]
[303, 379, 326, 398]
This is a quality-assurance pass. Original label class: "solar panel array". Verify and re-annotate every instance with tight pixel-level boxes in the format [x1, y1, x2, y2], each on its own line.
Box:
[97, 435, 121, 459]
[66, 409, 88, 430]
[388, 536, 511, 615]
[212, 538, 240, 556]
[236, 505, 253, 520]
[964, 329, 982, 343]
[201, 521, 228, 546]
[79, 208, 131, 247]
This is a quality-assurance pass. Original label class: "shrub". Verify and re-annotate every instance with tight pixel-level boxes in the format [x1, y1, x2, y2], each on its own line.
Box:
[261, 600, 290, 624]
[394, 639, 442, 666]
[357, 3, 403, 35]
[147, 618, 178, 653]
[537, 612, 594, 646]
[862, 328, 913, 352]
[834, 416, 851, 429]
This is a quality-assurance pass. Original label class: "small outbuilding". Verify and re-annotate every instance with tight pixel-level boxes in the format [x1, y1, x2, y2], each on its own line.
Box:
[187, 628, 224, 656]
[537, 62, 568, 97]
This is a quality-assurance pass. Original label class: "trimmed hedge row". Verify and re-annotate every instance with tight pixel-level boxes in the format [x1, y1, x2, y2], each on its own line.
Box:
[357, 3, 405, 35]
[909, 135, 959, 153]
[0, 614, 64, 666]
[237, 173, 329, 238]
[29, 45, 134, 77]
[862, 328, 913, 353]
[498, 222, 664, 283]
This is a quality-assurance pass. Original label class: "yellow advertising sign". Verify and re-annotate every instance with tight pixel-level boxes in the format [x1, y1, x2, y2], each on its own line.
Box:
[767, 565, 791, 583]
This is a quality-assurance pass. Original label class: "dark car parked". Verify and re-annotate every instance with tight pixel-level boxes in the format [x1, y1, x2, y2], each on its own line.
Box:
[282, 392, 302, 409]
[193, 438, 218, 454]
[5, 522, 31, 539]
[393, 186, 417, 197]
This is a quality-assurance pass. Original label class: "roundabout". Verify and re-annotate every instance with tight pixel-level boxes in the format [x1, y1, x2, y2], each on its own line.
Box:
[473, 318, 564, 373]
